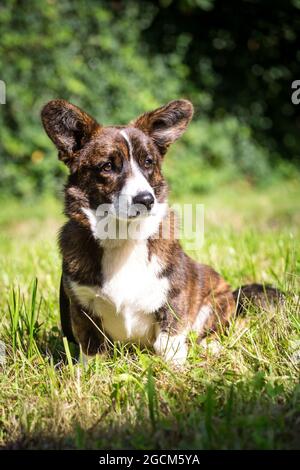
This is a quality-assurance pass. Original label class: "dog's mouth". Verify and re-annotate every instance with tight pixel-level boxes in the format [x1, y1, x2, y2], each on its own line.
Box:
[95, 204, 154, 222]
[91, 199, 168, 241]
[94, 194, 159, 223]
[117, 206, 154, 221]
[113, 196, 156, 221]
[128, 204, 154, 220]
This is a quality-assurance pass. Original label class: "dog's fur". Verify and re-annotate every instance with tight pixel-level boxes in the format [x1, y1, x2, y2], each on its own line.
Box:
[41, 99, 281, 365]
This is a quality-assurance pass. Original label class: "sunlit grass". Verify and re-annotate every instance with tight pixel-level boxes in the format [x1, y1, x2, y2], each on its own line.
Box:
[0, 180, 299, 449]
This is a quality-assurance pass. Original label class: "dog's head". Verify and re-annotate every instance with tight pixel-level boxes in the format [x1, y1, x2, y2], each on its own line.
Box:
[41, 99, 193, 238]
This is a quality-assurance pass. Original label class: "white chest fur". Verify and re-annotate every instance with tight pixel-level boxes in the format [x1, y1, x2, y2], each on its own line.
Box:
[70, 240, 169, 346]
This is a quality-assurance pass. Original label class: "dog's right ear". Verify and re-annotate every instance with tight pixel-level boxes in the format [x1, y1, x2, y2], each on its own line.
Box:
[41, 100, 99, 170]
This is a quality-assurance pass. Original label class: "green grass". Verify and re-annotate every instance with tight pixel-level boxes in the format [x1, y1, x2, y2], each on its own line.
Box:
[0, 180, 299, 449]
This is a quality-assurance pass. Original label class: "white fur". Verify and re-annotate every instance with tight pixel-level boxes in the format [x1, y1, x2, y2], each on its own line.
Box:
[192, 304, 212, 335]
[120, 129, 133, 156]
[120, 158, 155, 201]
[120, 129, 154, 199]
[81, 207, 98, 237]
[70, 239, 169, 346]
[153, 332, 188, 365]
[81, 203, 167, 243]
[119, 130, 155, 214]
[200, 338, 223, 356]
[153, 304, 213, 364]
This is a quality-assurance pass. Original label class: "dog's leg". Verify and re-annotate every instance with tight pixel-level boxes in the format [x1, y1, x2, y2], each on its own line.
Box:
[153, 306, 189, 366]
[80, 349, 93, 368]
[193, 271, 236, 340]
[153, 330, 188, 365]
[60, 275, 77, 343]
[70, 301, 105, 357]
[199, 335, 223, 356]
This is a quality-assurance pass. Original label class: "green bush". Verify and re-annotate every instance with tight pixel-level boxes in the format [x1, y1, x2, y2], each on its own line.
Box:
[165, 117, 274, 196]
[0, 0, 297, 198]
[0, 1, 186, 196]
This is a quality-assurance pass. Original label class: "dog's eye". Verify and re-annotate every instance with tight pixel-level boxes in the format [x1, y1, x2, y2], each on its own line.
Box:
[144, 156, 154, 169]
[102, 162, 112, 173]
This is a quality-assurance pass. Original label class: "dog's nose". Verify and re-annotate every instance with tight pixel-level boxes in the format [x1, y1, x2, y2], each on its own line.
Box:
[132, 191, 155, 211]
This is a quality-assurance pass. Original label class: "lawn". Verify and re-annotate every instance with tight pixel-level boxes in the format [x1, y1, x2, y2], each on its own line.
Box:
[0, 179, 299, 449]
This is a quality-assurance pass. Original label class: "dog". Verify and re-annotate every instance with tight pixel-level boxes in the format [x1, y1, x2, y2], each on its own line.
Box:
[41, 98, 281, 365]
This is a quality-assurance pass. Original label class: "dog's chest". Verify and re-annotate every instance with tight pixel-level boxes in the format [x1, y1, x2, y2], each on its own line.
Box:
[71, 241, 169, 345]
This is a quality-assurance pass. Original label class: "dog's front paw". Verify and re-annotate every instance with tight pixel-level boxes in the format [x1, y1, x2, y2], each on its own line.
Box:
[154, 332, 188, 366]
[200, 338, 223, 356]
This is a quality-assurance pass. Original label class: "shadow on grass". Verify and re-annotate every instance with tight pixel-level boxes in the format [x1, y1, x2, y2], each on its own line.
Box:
[38, 326, 80, 365]
[2, 369, 300, 450]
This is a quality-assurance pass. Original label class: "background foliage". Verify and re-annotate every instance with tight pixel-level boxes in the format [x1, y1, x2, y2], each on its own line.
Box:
[0, 0, 299, 197]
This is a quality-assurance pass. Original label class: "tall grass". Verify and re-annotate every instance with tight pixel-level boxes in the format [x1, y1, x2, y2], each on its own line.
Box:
[7, 278, 41, 358]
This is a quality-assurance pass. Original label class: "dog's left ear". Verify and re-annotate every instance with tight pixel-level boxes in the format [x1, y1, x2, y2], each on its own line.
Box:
[132, 99, 194, 155]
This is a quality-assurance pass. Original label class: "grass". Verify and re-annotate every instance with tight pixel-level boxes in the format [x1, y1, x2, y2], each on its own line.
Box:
[0, 179, 299, 450]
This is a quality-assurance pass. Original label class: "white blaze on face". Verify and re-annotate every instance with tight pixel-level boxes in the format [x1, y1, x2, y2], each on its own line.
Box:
[118, 129, 156, 217]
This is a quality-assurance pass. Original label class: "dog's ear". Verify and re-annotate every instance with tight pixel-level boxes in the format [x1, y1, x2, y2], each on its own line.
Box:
[41, 100, 99, 170]
[132, 99, 194, 155]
